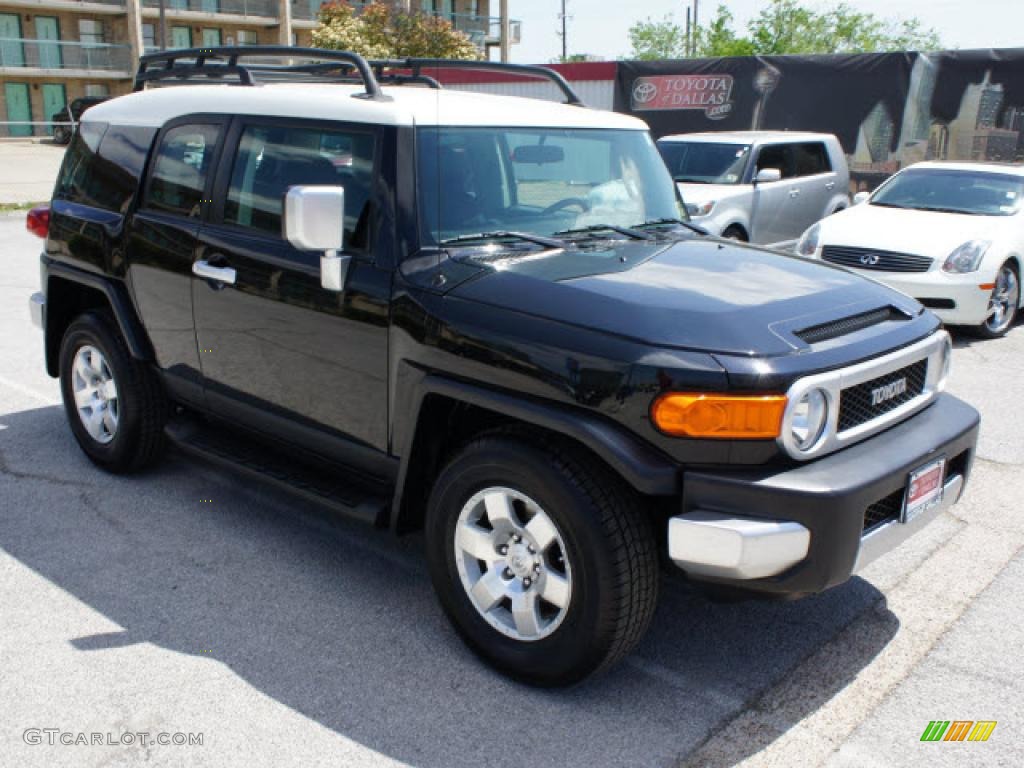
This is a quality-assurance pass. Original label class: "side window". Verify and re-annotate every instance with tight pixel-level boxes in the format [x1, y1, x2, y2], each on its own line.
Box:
[793, 142, 832, 177]
[54, 122, 156, 213]
[145, 123, 221, 218]
[755, 144, 796, 179]
[224, 123, 375, 249]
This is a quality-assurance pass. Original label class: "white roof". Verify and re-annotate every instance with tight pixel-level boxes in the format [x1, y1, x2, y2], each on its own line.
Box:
[83, 83, 647, 130]
[901, 160, 1024, 177]
[657, 131, 836, 144]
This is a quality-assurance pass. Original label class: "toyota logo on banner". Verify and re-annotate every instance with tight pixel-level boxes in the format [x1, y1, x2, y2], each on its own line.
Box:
[859, 253, 882, 266]
[630, 75, 734, 119]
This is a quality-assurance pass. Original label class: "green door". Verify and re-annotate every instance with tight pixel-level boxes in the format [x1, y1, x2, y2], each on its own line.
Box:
[170, 26, 191, 49]
[4, 83, 32, 137]
[201, 28, 221, 47]
[41, 83, 66, 136]
[0, 13, 24, 67]
[35, 16, 61, 70]
[35, 16, 61, 69]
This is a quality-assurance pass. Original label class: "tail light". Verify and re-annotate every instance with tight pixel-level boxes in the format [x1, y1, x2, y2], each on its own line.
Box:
[26, 204, 50, 239]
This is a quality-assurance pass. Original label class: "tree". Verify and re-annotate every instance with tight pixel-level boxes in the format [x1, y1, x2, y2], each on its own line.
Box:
[625, 0, 941, 60]
[312, 1, 481, 60]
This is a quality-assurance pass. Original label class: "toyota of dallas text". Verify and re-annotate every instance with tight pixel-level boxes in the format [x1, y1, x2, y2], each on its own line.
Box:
[797, 161, 1024, 338]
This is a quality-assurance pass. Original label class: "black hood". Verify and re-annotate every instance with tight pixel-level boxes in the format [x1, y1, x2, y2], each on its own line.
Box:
[447, 238, 923, 356]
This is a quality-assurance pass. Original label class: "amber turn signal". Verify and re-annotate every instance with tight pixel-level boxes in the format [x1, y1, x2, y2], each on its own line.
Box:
[650, 393, 787, 439]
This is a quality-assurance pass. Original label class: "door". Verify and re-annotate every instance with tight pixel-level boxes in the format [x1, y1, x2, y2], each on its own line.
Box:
[789, 141, 838, 230]
[749, 143, 799, 245]
[192, 119, 391, 457]
[170, 26, 191, 49]
[201, 28, 221, 47]
[129, 119, 226, 404]
[4, 83, 32, 138]
[36, 16, 61, 69]
[41, 83, 66, 136]
[0, 13, 24, 67]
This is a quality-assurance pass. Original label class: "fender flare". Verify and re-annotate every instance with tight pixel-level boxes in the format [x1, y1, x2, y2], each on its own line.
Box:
[44, 259, 153, 374]
[389, 368, 680, 531]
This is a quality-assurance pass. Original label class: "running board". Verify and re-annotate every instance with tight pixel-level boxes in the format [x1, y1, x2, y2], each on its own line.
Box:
[165, 417, 391, 527]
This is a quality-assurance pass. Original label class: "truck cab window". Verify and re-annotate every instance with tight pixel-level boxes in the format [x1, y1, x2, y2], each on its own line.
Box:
[146, 124, 220, 217]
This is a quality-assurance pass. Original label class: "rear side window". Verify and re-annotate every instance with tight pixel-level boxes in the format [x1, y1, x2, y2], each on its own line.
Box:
[224, 123, 375, 248]
[145, 123, 221, 217]
[793, 142, 832, 176]
[755, 144, 796, 179]
[55, 123, 156, 213]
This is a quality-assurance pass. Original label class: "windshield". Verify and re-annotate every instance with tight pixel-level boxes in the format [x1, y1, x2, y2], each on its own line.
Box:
[871, 168, 1024, 216]
[417, 127, 682, 245]
[656, 141, 751, 185]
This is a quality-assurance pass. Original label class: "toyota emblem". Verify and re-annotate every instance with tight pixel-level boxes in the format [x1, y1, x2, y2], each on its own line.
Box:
[632, 81, 657, 105]
[860, 252, 881, 266]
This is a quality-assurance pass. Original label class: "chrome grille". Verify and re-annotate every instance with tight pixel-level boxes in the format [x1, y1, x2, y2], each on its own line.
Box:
[822, 245, 932, 273]
[838, 359, 928, 432]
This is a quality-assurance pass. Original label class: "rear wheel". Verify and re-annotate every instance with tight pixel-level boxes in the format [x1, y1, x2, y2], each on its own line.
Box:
[425, 433, 659, 686]
[975, 261, 1019, 339]
[59, 311, 168, 472]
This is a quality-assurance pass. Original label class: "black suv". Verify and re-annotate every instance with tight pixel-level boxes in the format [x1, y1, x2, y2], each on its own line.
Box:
[28, 48, 979, 686]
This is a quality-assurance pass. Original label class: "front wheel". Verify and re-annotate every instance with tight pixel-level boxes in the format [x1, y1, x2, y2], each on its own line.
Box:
[425, 433, 659, 686]
[975, 261, 1019, 339]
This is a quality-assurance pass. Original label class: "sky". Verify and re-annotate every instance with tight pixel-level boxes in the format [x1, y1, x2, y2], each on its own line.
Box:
[507, 0, 1024, 64]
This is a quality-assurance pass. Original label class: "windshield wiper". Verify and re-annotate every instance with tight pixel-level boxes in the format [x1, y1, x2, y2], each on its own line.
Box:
[869, 202, 909, 209]
[439, 230, 565, 248]
[554, 224, 654, 241]
[913, 206, 982, 216]
[674, 177, 710, 184]
[634, 217, 708, 236]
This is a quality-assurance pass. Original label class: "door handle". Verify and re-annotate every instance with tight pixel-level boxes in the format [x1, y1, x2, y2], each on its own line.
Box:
[192, 259, 237, 285]
[789, 188, 801, 198]
[825, 181, 836, 190]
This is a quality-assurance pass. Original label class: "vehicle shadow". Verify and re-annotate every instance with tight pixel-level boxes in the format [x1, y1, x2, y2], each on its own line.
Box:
[947, 315, 1023, 349]
[1, 404, 899, 768]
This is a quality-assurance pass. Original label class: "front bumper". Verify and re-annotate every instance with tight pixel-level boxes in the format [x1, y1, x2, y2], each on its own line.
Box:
[668, 393, 979, 595]
[29, 292, 45, 330]
[826, 265, 994, 326]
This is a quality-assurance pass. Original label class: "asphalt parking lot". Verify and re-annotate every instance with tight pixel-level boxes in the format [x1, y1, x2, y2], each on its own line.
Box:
[2, 209, 1022, 768]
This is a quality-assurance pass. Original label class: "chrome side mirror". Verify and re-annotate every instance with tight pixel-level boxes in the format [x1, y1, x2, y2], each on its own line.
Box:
[754, 168, 783, 184]
[284, 185, 349, 292]
[853, 191, 870, 205]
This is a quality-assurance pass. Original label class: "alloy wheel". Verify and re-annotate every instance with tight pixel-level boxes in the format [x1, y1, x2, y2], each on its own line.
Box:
[71, 345, 119, 444]
[985, 264, 1020, 336]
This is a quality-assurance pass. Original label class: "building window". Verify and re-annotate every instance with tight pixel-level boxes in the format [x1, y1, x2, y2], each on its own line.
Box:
[142, 23, 156, 51]
[170, 26, 191, 49]
[79, 19, 105, 46]
[85, 84, 110, 97]
[236, 29, 257, 46]
[202, 29, 222, 47]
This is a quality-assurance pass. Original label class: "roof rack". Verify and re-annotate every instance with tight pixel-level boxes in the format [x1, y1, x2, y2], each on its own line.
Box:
[133, 46, 586, 106]
[134, 46, 385, 98]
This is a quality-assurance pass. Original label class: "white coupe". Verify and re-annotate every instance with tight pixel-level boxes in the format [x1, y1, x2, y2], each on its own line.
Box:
[796, 162, 1023, 338]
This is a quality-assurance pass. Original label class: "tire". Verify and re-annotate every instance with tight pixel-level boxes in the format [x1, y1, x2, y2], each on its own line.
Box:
[973, 261, 1020, 339]
[721, 225, 747, 241]
[59, 311, 168, 472]
[425, 432, 659, 686]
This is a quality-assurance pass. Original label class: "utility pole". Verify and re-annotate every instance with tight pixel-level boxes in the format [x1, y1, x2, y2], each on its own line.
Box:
[557, 0, 570, 62]
[685, 6, 691, 57]
[500, 0, 510, 63]
[692, 0, 699, 56]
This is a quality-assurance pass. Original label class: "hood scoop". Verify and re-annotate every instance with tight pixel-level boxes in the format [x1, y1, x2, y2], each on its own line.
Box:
[794, 305, 912, 345]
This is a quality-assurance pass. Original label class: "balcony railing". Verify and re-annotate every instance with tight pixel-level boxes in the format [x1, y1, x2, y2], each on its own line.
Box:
[290, 2, 520, 45]
[140, 0, 279, 17]
[0, 38, 133, 71]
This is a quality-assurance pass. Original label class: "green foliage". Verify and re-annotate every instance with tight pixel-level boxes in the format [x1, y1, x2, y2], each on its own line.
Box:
[312, 1, 481, 60]
[626, 0, 942, 60]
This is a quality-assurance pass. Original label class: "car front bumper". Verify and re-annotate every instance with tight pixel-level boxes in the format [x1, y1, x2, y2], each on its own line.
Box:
[668, 393, 979, 595]
[825, 266, 995, 327]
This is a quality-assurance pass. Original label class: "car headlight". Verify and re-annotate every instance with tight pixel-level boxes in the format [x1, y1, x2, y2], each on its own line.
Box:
[685, 201, 715, 217]
[796, 223, 820, 257]
[942, 240, 990, 273]
[789, 388, 828, 451]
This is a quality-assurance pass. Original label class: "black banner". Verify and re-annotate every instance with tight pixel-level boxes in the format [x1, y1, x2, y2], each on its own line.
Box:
[616, 49, 1024, 190]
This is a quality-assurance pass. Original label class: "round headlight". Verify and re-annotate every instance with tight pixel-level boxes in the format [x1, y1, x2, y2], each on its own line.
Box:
[791, 389, 828, 451]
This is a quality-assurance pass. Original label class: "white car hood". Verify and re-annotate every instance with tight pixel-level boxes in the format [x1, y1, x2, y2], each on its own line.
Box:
[818, 204, 1015, 258]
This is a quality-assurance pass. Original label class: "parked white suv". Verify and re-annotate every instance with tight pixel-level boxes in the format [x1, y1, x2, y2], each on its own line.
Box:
[657, 132, 850, 246]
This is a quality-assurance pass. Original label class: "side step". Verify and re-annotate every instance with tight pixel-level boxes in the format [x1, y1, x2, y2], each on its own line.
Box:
[165, 416, 391, 527]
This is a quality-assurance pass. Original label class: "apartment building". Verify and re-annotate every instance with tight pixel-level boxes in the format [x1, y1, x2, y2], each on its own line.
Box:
[0, 0, 519, 137]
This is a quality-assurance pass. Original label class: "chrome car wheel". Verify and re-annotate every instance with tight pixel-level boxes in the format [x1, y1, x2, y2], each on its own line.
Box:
[71, 345, 119, 444]
[984, 264, 1020, 336]
[454, 486, 572, 642]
